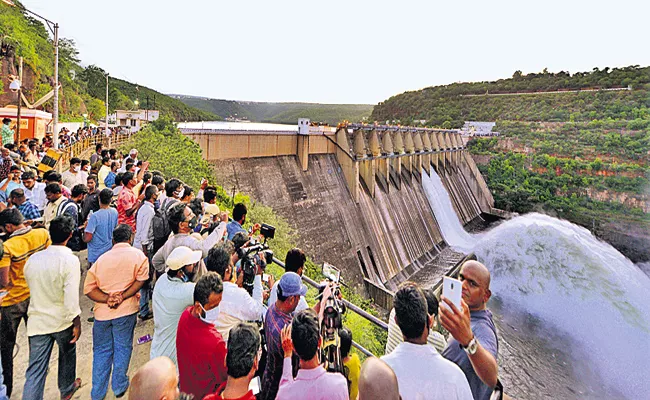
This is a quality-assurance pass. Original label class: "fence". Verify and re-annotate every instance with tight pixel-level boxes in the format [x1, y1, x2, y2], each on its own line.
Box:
[58, 132, 133, 171]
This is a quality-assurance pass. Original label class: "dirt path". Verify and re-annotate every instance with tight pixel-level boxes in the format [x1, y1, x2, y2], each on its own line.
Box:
[9, 251, 155, 399]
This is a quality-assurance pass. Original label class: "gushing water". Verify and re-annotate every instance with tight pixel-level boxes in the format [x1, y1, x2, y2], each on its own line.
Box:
[421, 170, 474, 252]
[422, 169, 650, 399]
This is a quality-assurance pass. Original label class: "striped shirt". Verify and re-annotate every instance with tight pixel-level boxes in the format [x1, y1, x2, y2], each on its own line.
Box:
[17, 200, 41, 221]
[261, 303, 297, 400]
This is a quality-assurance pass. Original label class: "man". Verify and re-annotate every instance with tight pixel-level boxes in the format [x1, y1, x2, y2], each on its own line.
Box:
[44, 171, 71, 198]
[81, 174, 100, 223]
[22, 215, 82, 400]
[151, 174, 165, 206]
[83, 224, 149, 399]
[261, 272, 307, 400]
[61, 157, 84, 189]
[176, 272, 227, 399]
[205, 243, 265, 341]
[0, 148, 12, 182]
[84, 189, 119, 266]
[79, 160, 90, 185]
[21, 171, 46, 213]
[128, 357, 180, 400]
[118, 149, 139, 173]
[276, 309, 349, 400]
[97, 157, 112, 190]
[203, 323, 261, 400]
[151, 202, 227, 280]
[358, 358, 400, 400]
[386, 287, 447, 354]
[0, 166, 23, 202]
[0, 208, 51, 397]
[1, 119, 13, 147]
[381, 282, 472, 400]
[440, 260, 499, 400]
[340, 328, 360, 400]
[227, 203, 248, 240]
[117, 170, 146, 231]
[268, 248, 310, 313]
[150, 246, 199, 366]
[43, 183, 75, 229]
[9, 188, 40, 222]
[134, 185, 158, 320]
[90, 143, 103, 165]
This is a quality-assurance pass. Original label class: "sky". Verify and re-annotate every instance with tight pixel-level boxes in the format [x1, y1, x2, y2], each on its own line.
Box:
[13, 0, 650, 104]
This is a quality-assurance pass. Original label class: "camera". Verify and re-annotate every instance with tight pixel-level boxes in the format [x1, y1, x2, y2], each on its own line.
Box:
[237, 224, 276, 296]
[319, 263, 346, 374]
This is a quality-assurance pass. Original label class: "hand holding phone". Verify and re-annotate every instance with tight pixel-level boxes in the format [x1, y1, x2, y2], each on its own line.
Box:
[442, 276, 462, 312]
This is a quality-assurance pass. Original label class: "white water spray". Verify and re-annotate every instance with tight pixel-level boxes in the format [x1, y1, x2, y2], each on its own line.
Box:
[422, 169, 650, 399]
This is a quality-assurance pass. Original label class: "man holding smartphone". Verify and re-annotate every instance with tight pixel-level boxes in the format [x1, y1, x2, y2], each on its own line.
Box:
[439, 260, 499, 400]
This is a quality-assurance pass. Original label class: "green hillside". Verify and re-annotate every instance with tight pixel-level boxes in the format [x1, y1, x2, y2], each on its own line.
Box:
[176, 96, 373, 125]
[0, 2, 218, 122]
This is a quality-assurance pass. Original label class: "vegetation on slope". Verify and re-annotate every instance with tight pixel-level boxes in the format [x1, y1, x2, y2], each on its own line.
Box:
[371, 66, 650, 128]
[177, 96, 373, 125]
[121, 117, 387, 356]
[0, 2, 217, 122]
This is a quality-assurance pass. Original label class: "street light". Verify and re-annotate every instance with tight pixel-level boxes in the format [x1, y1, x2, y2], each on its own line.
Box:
[2, 0, 60, 148]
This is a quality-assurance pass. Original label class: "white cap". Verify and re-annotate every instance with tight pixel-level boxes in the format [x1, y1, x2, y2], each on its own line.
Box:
[166, 246, 202, 271]
[129, 148, 138, 155]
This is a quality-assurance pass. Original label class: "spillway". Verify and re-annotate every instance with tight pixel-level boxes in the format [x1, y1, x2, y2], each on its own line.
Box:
[422, 168, 650, 399]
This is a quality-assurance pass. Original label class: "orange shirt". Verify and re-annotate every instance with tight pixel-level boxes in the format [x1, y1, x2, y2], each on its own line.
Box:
[83, 242, 149, 321]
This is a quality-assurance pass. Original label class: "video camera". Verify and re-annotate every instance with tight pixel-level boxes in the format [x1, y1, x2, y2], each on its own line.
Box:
[237, 224, 276, 296]
[319, 263, 347, 374]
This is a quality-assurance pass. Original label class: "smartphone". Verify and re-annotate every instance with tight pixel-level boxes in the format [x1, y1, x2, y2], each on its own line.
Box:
[262, 274, 270, 283]
[442, 276, 462, 312]
[249, 376, 261, 395]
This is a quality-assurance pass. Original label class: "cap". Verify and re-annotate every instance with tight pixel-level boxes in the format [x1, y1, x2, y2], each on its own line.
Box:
[200, 204, 221, 225]
[166, 246, 202, 271]
[278, 272, 307, 297]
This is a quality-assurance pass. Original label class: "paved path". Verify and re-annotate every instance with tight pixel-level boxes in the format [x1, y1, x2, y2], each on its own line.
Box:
[9, 251, 155, 399]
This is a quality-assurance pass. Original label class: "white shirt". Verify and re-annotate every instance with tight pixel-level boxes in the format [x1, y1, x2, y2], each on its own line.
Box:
[150, 274, 196, 366]
[216, 278, 266, 342]
[24, 181, 47, 211]
[23, 245, 81, 337]
[267, 279, 309, 312]
[133, 201, 155, 250]
[61, 170, 84, 189]
[381, 342, 473, 400]
[151, 222, 227, 273]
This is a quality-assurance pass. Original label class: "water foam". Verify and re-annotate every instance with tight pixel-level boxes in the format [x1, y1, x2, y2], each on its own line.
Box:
[421, 168, 650, 399]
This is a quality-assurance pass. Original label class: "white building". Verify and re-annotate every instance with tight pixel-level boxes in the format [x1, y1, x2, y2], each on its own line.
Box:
[109, 109, 160, 132]
[460, 121, 500, 137]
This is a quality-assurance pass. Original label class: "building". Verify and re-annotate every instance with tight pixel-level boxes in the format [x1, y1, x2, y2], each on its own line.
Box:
[0, 106, 52, 141]
[109, 109, 160, 132]
[460, 121, 500, 137]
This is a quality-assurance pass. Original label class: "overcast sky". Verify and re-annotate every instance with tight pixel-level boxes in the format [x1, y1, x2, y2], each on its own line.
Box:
[15, 0, 649, 104]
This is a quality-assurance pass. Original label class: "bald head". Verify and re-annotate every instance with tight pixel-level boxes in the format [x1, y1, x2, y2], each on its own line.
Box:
[128, 357, 179, 400]
[359, 357, 400, 400]
[461, 260, 491, 288]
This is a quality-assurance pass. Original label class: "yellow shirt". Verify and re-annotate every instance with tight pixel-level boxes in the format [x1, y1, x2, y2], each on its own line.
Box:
[0, 227, 51, 306]
[98, 165, 111, 190]
[344, 353, 361, 400]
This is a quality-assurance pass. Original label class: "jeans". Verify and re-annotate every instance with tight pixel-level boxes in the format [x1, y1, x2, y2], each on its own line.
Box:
[138, 252, 153, 317]
[0, 298, 29, 397]
[22, 325, 77, 400]
[91, 313, 137, 400]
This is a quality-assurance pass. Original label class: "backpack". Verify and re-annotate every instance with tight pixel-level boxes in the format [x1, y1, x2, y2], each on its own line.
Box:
[150, 198, 177, 253]
[57, 200, 87, 252]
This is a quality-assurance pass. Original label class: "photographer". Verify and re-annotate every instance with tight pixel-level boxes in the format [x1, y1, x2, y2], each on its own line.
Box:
[276, 309, 349, 400]
[205, 242, 266, 341]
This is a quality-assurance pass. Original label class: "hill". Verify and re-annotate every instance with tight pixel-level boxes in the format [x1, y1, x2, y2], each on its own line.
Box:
[372, 66, 650, 261]
[173, 95, 373, 125]
[0, 3, 218, 122]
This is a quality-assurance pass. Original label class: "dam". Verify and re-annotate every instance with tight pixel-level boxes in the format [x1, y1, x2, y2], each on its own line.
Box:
[181, 120, 499, 300]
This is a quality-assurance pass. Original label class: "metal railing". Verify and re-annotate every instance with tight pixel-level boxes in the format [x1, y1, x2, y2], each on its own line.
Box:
[58, 132, 133, 170]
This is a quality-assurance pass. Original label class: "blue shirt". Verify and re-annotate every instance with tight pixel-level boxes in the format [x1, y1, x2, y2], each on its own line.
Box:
[85, 207, 118, 263]
[0, 178, 22, 198]
[226, 220, 246, 241]
[442, 309, 498, 400]
[17, 201, 41, 220]
[104, 171, 116, 188]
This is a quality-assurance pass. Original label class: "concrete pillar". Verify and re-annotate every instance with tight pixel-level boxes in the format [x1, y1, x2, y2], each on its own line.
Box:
[382, 131, 394, 155]
[368, 130, 381, 157]
[296, 134, 309, 171]
[353, 129, 366, 158]
[393, 131, 405, 154]
[404, 131, 415, 153]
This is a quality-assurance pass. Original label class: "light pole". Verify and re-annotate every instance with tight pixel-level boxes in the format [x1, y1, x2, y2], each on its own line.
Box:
[105, 73, 109, 134]
[2, 0, 60, 148]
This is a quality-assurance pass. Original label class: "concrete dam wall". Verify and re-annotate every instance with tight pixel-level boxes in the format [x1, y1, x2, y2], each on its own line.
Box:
[189, 124, 494, 293]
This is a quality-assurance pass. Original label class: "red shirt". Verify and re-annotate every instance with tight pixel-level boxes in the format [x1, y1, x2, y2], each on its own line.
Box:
[117, 186, 137, 230]
[203, 382, 256, 400]
[177, 307, 228, 399]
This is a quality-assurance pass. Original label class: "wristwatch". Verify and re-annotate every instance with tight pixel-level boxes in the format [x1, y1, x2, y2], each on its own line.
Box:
[462, 336, 479, 355]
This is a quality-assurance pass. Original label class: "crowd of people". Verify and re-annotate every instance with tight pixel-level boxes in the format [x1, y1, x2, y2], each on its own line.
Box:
[0, 130, 501, 400]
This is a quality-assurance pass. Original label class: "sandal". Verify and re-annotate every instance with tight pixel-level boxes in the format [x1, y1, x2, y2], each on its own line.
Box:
[61, 378, 82, 400]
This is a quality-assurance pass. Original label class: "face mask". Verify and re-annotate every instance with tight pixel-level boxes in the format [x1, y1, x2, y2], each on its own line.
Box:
[187, 216, 198, 230]
[200, 304, 220, 324]
[74, 166, 81, 172]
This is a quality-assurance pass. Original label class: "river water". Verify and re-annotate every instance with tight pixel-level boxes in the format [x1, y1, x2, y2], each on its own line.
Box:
[421, 169, 650, 399]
